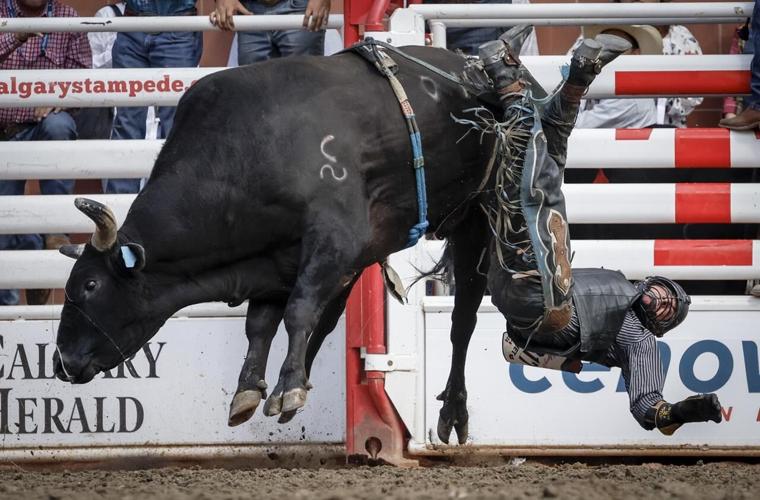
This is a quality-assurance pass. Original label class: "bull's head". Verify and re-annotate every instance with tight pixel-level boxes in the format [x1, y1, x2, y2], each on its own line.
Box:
[53, 198, 149, 384]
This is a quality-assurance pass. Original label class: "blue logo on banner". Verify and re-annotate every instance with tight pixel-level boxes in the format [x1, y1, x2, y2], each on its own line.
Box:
[509, 340, 760, 394]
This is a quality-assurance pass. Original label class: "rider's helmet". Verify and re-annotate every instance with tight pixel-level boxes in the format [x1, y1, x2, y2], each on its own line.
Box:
[633, 276, 691, 337]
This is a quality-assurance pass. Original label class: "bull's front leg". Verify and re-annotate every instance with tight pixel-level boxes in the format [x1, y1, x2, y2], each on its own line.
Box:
[228, 300, 285, 426]
[437, 216, 490, 445]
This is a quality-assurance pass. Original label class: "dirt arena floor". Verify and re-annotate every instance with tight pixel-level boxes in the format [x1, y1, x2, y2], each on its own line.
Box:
[1, 459, 758, 500]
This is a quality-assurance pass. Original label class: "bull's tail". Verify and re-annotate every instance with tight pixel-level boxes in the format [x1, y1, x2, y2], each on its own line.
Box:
[409, 241, 454, 291]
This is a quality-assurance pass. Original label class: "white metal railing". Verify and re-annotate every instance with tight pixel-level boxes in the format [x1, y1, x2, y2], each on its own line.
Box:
[2, 184, 759, 235]
[405, 3, 753, 48]
[0, 14, 343, 33]
[3, 239, 759, 289]
[410, 2, 753, 24]
[0, 140, 162, 179]
[0, 301, 247, 320]
[414, 239, 760, 282]
[3, 127, 758, 179]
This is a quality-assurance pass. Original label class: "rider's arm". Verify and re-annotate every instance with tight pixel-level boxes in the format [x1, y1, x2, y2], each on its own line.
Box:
[615, 314, 665, 430]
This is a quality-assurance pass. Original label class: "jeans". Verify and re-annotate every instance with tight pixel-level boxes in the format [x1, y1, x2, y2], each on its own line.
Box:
[746, 0, 760, 109]
[107, 30, 203, 194]
[438, 0, 511, 56]
[237, 0, 325, 65]
[0, 112, 77, 305]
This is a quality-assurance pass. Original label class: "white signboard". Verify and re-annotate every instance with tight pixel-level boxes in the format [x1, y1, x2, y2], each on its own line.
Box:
[424, 307, 760, 448]
[0, 317, 345, 451]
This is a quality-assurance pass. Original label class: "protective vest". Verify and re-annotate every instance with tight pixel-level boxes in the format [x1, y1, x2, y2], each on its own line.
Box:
[572, 268, 641, 361]
[507, 268, 640, 362]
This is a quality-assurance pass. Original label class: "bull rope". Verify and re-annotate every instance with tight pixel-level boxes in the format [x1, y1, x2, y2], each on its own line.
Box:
[350, 40, 430, 248]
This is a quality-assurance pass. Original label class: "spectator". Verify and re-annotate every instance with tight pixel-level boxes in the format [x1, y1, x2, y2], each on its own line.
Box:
[73, 2, 123, 142]
[722, 19, 751, 120]
[720, 0, 760, 131]
[210, 0, 330, 65]
[0, 0, 92, 306]
[614, 0, 703, 127]
[80, 1, 157, 192]
[575, 25, 662, 129]
[423, 1, 539, 57]
[657, 23, 703, 127]
[105, 0, 202, 194]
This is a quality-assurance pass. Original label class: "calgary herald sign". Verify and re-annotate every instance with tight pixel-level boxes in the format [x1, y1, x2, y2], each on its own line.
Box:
[0, 317, 345, 450]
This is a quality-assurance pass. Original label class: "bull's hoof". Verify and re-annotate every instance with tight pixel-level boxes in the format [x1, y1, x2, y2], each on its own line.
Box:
[228, 390, 261, 427]
[278, 409, 298, 424]
[436, 413, 469, 445]
[281, 387, 308, 413]
[263, 392, 282, 417]
[437, 415, 452, 444]
[436, 389, 469, 445]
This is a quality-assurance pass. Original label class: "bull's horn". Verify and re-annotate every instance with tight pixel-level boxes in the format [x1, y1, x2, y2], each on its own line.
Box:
[74, 198, 118, 252]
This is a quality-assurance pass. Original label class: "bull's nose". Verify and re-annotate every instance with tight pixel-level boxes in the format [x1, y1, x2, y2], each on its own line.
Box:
[53, 350, 95, 383]
[53, 351, 73, 382]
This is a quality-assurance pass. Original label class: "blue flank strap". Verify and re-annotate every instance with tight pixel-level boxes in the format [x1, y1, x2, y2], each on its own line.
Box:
[406, 128, 428, 247]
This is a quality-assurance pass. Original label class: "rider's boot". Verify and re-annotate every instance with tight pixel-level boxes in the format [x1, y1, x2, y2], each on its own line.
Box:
[477, 26, 533, 106]
[542, 34, 632, 168]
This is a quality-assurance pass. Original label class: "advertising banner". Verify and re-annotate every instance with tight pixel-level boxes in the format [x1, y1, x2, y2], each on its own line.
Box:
[0, 316, 345, 451]
[424, 306, 760, 448]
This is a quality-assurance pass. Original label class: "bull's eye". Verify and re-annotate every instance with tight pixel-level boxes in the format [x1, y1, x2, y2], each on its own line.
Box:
[85, 280, 97, 292]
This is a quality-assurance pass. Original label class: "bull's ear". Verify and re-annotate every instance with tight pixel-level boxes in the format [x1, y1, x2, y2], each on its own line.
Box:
[59, 244, 84, 260]
[119, 243, 146, 272]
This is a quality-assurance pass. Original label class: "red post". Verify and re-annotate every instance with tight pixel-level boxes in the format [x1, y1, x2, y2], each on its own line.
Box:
[343, 0, 414, 466]
[345, 264, 412, 465]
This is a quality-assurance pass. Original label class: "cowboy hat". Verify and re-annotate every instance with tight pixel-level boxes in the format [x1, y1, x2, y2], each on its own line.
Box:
[582, 25, 663, 55]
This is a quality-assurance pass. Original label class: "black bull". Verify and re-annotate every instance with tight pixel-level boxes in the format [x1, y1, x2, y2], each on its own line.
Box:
[54, 46, 503, 444]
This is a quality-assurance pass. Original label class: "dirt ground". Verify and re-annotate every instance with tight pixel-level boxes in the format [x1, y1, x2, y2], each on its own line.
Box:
[0, 460, 758, 500]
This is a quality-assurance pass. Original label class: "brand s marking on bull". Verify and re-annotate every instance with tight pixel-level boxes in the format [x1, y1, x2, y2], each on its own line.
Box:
[319, 134, 347, 182]
[320, 164, 347, 182]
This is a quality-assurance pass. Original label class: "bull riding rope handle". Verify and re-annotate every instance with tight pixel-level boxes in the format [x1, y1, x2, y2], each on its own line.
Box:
[360, 40, 429, 248]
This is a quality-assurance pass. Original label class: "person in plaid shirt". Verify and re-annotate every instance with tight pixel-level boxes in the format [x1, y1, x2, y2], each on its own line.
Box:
[0, 0, 91, 305]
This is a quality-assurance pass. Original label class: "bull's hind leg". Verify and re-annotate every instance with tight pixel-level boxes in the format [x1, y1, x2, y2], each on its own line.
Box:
[305, 278, 357, 377]
[228, 300, 285, 426]
[437, 215, 490, 445]
[263, 228, 361, 421]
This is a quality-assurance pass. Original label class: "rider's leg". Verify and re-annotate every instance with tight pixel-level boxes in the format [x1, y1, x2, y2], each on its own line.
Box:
[479, 34, 574, 335]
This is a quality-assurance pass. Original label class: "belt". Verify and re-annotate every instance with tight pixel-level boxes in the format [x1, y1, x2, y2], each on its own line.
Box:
[123, 8, 197, 17]
[0, 122, 34, 141]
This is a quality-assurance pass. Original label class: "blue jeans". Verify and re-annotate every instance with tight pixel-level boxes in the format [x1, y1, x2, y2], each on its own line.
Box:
[746, 0, 760, 109]
[0, 112, 77, 305]
[237, 0, 325, 65]
[107, 30, 203, 194]
[434, 0, 511, 56]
